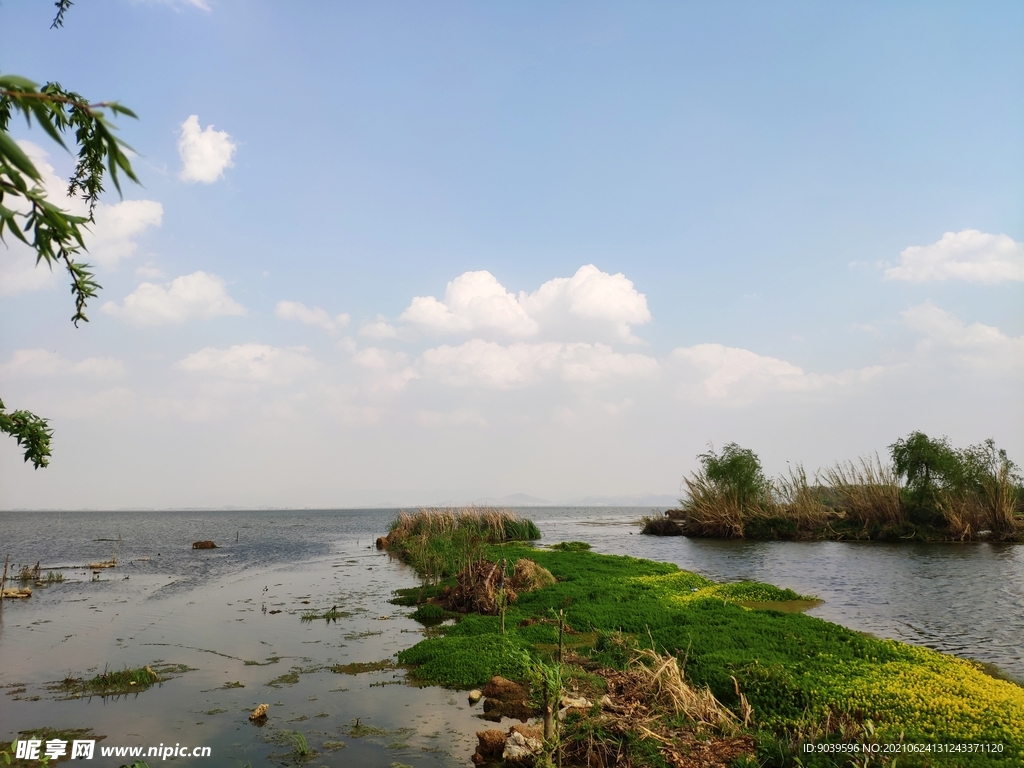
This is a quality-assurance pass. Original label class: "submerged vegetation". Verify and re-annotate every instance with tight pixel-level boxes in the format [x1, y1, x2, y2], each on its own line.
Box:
[645, 433, 1024, 541]
[384, 511, 1024, 766]
[53, 664, 189, 699]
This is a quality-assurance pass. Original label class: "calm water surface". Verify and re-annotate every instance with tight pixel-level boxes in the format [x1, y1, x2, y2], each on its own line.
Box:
[1, 507, 1021, 767]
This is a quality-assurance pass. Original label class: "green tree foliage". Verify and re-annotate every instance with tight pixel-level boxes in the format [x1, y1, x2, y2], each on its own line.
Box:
[696, 442, 770, 509]
[1, 23, 139, 469]
[890, 431, 1022, 528]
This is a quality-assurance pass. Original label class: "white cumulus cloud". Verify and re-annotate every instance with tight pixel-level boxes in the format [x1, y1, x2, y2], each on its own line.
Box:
[401, 271, 537, 337]
[419, 340, 657, 389]
[884, 230, 1024, 283]
[400, 265, 651, 343]
[0, 349, 125, 380]
[275, 300, 350, 333]
[101, 271, 246, 325]
[520, 264, 652, 343]
[0, 142, 162, 293]
[178, 115, 237, 184]
[177, 344, 317, 385]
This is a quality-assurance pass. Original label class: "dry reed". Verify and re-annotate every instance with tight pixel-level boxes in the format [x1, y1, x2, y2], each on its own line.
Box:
[387, 506, 539, 545]
[679, 473, 750, 538]
[980, 461, 1020, 534]
[628, 647, 741, 734]
[773, 464, 831, 529]
[821, 454, 903, 528]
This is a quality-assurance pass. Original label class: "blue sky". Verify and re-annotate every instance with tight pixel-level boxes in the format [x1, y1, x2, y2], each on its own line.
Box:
[2, 1, 1022, 509]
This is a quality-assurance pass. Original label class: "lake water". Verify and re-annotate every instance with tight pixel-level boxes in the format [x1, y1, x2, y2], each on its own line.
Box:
[1, 507, 1022, 766]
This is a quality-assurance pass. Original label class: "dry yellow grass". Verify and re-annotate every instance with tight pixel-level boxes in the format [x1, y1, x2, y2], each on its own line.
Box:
[773, 464, 831, 529]
[679, 473, 749, 537]
[821, 454, 903, 528]
[629, 647, 740, 734]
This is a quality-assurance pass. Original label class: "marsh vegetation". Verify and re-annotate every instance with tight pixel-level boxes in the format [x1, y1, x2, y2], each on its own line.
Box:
[383, 509, 1024, 766]
[380, 507, 541, 585]
[53, 663, 189, 699]
[644, 433, 1024, 541]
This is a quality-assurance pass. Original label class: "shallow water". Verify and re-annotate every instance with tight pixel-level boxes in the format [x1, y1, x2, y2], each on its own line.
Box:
[1, 507, 1022, 766]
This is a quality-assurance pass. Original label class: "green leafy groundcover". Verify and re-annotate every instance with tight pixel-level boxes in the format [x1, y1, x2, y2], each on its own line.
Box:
[396, 544, 1024, 766]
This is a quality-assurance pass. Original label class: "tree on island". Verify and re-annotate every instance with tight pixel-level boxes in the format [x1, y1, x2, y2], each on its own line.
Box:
[1, 3, 140, 469]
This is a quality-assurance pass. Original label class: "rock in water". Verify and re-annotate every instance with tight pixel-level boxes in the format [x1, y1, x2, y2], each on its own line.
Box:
[472, 730, 506, 763]
[482, 676, 528, 702]
[468, 689, 483, 704]
[192, 541, 218, 549]
[249, 703, 269, 721]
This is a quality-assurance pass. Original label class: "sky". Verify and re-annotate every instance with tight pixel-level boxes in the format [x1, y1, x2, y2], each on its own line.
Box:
[1, 1, 1022, 509]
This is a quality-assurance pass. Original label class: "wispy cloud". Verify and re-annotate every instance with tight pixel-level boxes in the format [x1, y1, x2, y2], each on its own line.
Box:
[177, 344, 317, 385]
[275, 301, 350, 333]
[0, 350, 125, 380]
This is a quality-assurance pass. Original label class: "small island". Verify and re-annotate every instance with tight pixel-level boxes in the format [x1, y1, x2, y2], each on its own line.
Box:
[643, 432, 1023, 542]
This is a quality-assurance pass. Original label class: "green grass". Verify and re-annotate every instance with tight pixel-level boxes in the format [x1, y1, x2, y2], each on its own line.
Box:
[549, 541, 592, 551]
[395, 542, 1024, 766]
[330, 659, 396, 675]
[299, 607, 351, 623]
[54, 663, 190, 698]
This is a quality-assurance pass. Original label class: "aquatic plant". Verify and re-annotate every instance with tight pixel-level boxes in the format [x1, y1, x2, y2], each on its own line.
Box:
[299, 606, 348, 623]
[330, 659, 396, 675]
[549, 541, 592, 551]
[394, 542, 1024, 765]
[284, 731, 309, 757]
[56, 664, 167, 698]
[409, 603, 446, 623]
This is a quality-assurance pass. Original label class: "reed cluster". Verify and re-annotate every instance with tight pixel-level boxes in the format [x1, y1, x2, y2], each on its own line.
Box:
[383, 507, 541, 582]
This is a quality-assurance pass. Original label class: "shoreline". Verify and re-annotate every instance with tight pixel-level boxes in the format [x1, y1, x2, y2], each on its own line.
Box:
[642, 510, 1024, 543]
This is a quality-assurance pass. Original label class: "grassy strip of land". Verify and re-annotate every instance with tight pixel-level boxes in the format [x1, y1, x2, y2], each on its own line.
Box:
[380, 507, 541, 584]
[387, 513, 1024, 767]
[644, 434, 1024, 542]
